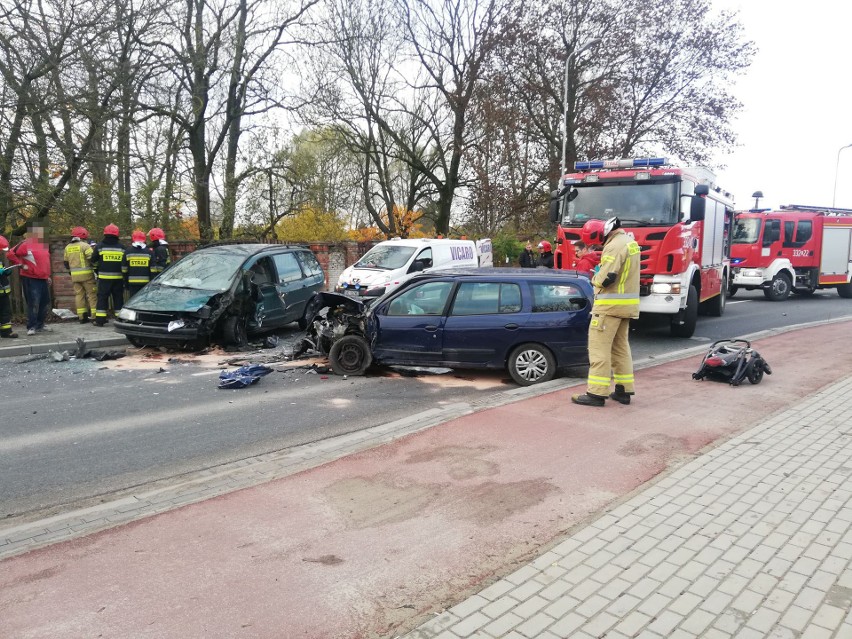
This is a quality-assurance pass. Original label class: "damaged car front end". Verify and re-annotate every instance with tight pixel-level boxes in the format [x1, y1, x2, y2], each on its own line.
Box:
[296, 292, 374, 374]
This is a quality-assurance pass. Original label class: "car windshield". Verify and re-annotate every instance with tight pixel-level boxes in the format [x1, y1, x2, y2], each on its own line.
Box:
[562, 182, 679, 226]
[732, 217, 761, 244]
[156, 251, 245, 291]
[355, 245, 417, 270]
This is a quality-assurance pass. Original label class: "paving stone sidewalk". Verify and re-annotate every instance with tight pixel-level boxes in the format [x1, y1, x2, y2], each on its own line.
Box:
[403, 376, 852, 639]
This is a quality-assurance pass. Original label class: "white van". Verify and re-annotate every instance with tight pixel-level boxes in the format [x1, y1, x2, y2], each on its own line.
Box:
[336, 238, 492, 298]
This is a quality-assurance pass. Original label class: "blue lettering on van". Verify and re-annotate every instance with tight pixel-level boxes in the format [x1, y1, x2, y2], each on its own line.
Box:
[450, 246, 473, 260]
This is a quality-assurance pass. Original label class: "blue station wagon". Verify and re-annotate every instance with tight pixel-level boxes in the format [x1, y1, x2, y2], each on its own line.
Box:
[302, 268, 593, 385]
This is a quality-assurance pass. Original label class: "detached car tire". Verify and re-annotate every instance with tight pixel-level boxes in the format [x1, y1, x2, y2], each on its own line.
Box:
[329, 335, 372, 376]
[508, 343, 556, 386]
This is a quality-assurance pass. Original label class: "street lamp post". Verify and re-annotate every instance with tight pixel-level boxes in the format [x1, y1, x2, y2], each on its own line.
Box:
[833, 143, 852, 208]
[559, 37, 601, 183]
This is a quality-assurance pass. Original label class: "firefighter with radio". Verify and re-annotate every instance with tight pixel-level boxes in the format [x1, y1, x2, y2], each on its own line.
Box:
[572, 217, 641, 407]
[63, 226, 97, 323]
[148, 227, 170, 275]
[0, 235, 18, 338]
[91, 224, 127, 326]
[126, 230, 154, 298]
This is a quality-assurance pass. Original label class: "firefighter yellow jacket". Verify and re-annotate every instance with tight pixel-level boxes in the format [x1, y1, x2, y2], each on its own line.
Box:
[63, 239, 95, 282]
[591, 228, 640, 319]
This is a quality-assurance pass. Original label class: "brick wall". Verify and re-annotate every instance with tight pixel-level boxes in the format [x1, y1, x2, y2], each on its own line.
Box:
[4, 238, 377, 317]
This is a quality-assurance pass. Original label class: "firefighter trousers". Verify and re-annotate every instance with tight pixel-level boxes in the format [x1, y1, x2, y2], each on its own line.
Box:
[73, 277, 97, 318]
[586, 313, 635, 397]
[95, 278, 124, 323]
[0, 292, 11, 334]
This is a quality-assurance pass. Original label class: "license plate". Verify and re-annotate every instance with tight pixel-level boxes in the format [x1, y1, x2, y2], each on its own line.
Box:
[343, 289, 360, 299]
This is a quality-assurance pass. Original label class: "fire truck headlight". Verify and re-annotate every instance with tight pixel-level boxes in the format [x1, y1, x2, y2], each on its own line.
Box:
[651, 283, 681, 295]
[742, 269, 761, 278]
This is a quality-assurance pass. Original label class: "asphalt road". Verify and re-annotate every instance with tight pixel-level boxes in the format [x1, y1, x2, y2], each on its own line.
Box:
[1, 288, 850, 522]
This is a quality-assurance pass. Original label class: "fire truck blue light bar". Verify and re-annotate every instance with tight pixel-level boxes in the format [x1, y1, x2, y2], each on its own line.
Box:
[574, 158, 668, 171]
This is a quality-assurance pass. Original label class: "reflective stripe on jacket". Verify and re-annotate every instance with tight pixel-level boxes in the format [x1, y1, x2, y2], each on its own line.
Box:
[126, 246, 153, 284]
[92, 239, 127, 280]
[64, 240, 95, 282]
[591, 228, 641, 319]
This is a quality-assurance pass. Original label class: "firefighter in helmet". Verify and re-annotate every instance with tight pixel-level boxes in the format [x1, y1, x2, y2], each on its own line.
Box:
[537, 240, 554, 268]
[0, 235, 18, 338]
[148, 227, 170, 275]
[126, 230, 154, 298]
[63, 226, 97, 323]
[572, 217, 641, 407]
[91, 224, 127, 326]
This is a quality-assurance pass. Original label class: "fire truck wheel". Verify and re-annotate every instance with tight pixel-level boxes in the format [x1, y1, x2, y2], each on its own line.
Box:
[764, 273, 791, 301]
[837, 283, 852, 299]
[702, 283, 726, 317]
[728, 285, 738, 298]
[670, 285, 698, 338]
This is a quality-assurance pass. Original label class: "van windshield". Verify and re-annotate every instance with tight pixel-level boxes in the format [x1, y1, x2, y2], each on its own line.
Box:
[355, 245, 417, 270]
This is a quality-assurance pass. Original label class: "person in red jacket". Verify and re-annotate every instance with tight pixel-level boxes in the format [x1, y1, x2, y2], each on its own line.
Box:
[7, 223, 52, 335]
[573, 241, 601, 274]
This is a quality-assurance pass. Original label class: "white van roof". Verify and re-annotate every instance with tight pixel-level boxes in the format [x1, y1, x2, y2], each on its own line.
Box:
[380, 238, 474, 246]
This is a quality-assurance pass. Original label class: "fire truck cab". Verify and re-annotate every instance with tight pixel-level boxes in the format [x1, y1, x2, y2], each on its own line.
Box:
[730, 205, 852, 300]
[549, 158, 734, 338]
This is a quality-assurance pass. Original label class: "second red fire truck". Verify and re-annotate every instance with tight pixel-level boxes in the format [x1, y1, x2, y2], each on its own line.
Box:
[549, 158, 734, 338]
[729, 205, 852, 300]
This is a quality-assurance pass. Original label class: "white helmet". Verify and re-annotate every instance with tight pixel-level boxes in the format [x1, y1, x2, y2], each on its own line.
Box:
[603, 216, 621, 238]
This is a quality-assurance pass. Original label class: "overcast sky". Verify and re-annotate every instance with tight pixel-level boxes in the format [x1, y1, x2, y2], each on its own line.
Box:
[708, 0, 852, 211]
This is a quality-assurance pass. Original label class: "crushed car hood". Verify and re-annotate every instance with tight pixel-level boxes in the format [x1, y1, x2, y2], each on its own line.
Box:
[304, 291, 367, 324]
[126, 283, 220, 312]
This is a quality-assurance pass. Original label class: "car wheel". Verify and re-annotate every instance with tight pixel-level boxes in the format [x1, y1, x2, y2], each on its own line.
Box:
[297, 313, 309, 330]
[222, 315, 249, 349]
[670, 285, 698, 338]
[764, 273, 791, 301]
[329, 335, 372, 376]
[728, 285, 738, 298]
[508, 343, 556, 386]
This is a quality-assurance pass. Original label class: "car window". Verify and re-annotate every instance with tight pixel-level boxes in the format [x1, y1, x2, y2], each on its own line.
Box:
[531, 283, 588, 312]
[273, 252, 304, 283]
[355, 244, 416, 269]
[249, 256, 275, 286]
[386, 281, 453, 316]
[450, 282, 521, 315]
[156, 251, 244, 290]
[412, 248, 433, 270]
[296, 250, 323, 278]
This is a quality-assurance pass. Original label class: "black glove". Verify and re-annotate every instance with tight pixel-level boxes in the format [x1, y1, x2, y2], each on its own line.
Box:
[601, 272, 617, 287]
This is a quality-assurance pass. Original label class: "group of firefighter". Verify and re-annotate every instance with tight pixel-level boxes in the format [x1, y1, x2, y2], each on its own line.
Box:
[63, 224, 171, 326]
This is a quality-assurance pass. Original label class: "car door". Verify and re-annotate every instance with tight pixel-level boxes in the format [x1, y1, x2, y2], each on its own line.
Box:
[524, 281, 591, 366]
[372, 280, 454, 365]
[441, 281, 526, 367]
[246, 255, 285, 330]
[270, 251, 313, 325]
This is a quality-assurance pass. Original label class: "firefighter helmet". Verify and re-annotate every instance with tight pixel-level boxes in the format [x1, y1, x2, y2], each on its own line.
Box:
[104, 223, 120, 236]
[604, 216, 622, 237]
[580, 219, 606, 246]
[0, 235, 7, 251]
[131, 230, 146, 243]
[71, 226, 89, 240]
[148, 227, 165, 241]
[537, 240, 552, 252]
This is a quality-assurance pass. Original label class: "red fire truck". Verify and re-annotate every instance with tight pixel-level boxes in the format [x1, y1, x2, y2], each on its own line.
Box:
[549, 158, 734, 337]
[729, 205, 852, 300]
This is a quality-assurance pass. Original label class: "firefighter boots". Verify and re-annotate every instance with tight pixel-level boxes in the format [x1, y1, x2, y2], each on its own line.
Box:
[1, 330, 18, 338]
[610, 384, 633, 405]
[571, 393, 606, 407]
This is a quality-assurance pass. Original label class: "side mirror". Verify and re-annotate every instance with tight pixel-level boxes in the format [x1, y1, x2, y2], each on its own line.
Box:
[409, 260, 425, 273]
[548, 190, 561, 223]
[690, 196, 706, 222]
[694, 184, 710, 196]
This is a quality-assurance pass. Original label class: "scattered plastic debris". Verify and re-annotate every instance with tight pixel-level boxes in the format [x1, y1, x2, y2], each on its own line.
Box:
[52, 308, 78, 320]
[218, 363, 274, 389]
